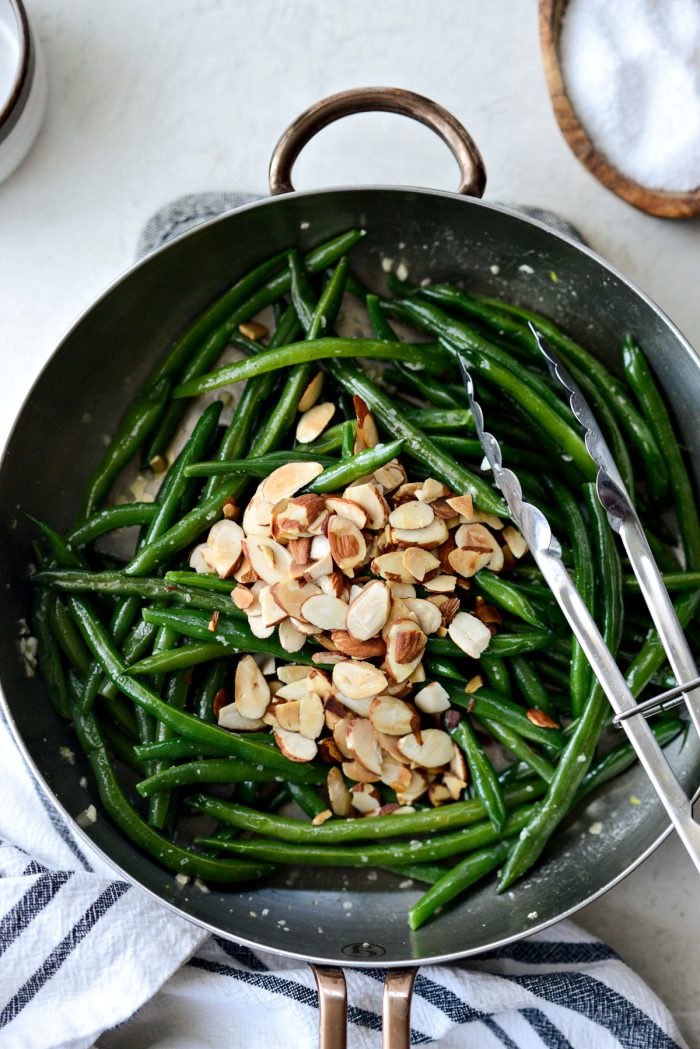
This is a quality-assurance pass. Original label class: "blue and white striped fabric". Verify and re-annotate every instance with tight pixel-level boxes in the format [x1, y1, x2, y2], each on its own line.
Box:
[0, 195, 688, 1048]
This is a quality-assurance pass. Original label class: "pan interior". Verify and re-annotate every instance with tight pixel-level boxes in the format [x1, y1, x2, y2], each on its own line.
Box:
[1, 186, 698, 965]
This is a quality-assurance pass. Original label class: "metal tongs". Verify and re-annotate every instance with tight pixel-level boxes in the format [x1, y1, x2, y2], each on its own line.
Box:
[460, 325, 700, 874]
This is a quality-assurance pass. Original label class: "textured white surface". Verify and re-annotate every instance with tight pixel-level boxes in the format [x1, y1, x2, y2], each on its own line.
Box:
[1, 1, 699, 1045]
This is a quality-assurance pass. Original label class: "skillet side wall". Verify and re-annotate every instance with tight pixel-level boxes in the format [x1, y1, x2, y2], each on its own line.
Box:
[1, 187, 698, 965]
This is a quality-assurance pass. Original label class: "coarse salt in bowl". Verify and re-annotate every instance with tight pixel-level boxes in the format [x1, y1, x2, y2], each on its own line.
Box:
[0, 0, 46, 185]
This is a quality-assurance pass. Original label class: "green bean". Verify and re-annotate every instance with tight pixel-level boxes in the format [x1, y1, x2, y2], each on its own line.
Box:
[388, 363, 464, 410]
[49, 597, 91, 677]
[478, 716, 555, 784]
[288, 783, 327, 818]
[340, 420, 355, 458]
[136, 758, 322, 797]
[325, 360, 507, 516]
[432, 435, 550, 474]
[449, 719, 507, 833]
[624, 572, 700, 594]
[32, 587, 71, 718]
[367, 292, 397, 341]
[474, 572, 549, 630]
[305, 440, 404, 493]
[99, 718, 145, 774]
[566, 359, 634, 496]
[446, 686, 565, 749]
[99, 618, 158, 704]
[27, 514, 82, 568]
[68, 503, 158, 548]
[426, 628, 559, 659]
[184, 451, 335, 478]
[498, 484, 623, 890]
[134, 738, 232, 761]
[480, 657, 512, 699]
[622, 337, 700, 569]
[288, 249, 316, 330]
[188, 781, 545, 843]
[423, 656, 468, 681]
[201, 373, 278, 500]
[403, 408, 474, 432]
[194, 658, 229, 722]
[510, 657, 554, 716]
[163, 571, 233, 593]
[81, 379, 169, 520]
[128, 641, 234, 676]
[195, 804, 538, 867]
[302, 420, 348, 454]
[172, 338, 450, 399]
[576, 717, 684, 804]
[148, 667, 190, 829]
[383, 862, 450, 885]
[408, 842, 510, 930]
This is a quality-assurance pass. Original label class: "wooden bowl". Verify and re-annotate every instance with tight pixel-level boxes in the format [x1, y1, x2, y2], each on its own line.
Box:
[539, 0, 700, 219]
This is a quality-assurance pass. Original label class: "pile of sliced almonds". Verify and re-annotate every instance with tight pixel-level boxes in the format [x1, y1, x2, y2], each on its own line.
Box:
[190, 401, 527, 816]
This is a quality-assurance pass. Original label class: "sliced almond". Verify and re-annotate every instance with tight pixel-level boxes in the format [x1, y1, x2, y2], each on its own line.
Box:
[232, 585, 254, 611]
[306, 668, 333, 700]
[278, 617, 307, 652]
[380, 757, 412, 791]
[299, 692, 325, 738]
[375, 730, 410, 764]
[455, 523, 503, 572]
[327, 766, 352, 816]
[202, 519, 244, 578]
[303, 549, 334, 582]
[388, 500, 435, 530]
[313, 651, 345, 665]
[288, 536, 312, 564]
[443, 771, 467, 801]
[261, 461, 324, 504]
[290, 615, 323, 636]
[446, 494, 474, 518]
[350, 782, 382, 814]
[384, 619, 427, 682]
[414, 681, 451, 714]
[404, 598, 443, 636]
[371, 550, 414, 583]
[344, 482, 389, 530]
[233, 554, 257, 584]
[346, 579, 391, 641]
[242, 495, 274, 538]
[476, 603, 503, 625]
[296, 402, 336, 444]
[402, 546, 441, 582]
[273, 494, 328, 540]
[318, 737, 344, 764]
[189, 543, 213, 574]
[423, 574, 457, 594]
[373, 459, 406, 492]
[217, 704, 266, 731]
[398, 729, 455, 769]
[448, 611, 492, 658]
[503, 524, 528, 559]
[325, 497, 368, 530]
[369, 696, 420, 736]
[346, 717, 384, 774]
[332, 714, 354, 757]
[353, 396, 379, 452]
[449, 548, 492, 579]
[395, 769, 430, 805]
[318, 571, 345, 599]
[526, 708, 560, 729]
[244, 536, 293, 585]
[327, 515, 367, 575]
[234, 654, 271, 719]
[388, 582, 417, 600]
[330, 631, 387, 659]
[274, 678, 309, 701]
[450, 748, 468, 781]
[275, 700, 301, 731]
[465, 674, 483, 694]
[409, 662, 425, 684]
[274, 728, 318, 762]
[271, 579, 321, 619]
[259, 586, 288, 628]
[333, 660, 388, 700]
[278, 665, 313, 684]
[342, 759, 380, 784]
[298, 370, 324, 413]
[393, 481, 423, 505]
[416, 478, 452, 503]
[391, 518, 448, 549]
[239, 320, 268, 341]
[301, 594, 348, 630]
[334, 691, 373, 717]
[428, 782, 452, 807]
[312, 809, 333, 826]
[248, 615, 276, 639]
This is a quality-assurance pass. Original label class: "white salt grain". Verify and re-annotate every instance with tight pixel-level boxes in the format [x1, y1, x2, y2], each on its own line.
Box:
[561, 0, 700, 191]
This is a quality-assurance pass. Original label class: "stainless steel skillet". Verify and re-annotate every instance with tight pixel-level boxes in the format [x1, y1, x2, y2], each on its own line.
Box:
[1, 88, 699, 1046]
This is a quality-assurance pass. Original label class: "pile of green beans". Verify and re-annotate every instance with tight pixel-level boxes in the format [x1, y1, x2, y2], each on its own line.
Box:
[29, 229, 696, 929]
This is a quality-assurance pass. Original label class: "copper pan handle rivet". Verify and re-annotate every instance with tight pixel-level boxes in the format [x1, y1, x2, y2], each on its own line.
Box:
[268, 86, 486, 198]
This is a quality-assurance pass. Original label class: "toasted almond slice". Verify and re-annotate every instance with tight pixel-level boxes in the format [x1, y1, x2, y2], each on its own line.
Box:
[431, 498, 458, 521]
[275, 700, 301, 731]
[344, 482, 389, 530]
[298, 370, 324, 413]
[503, 524, 528, 559]
[526, 708, 561, 729]
[416, 478, 452, 503]
[311, 809, 332, 826]
[423, 574, 457, 594]
[334, 692, 373, 717]
[296, 402, 336, 444]
[375, 730, 410, 764]
[318, 571, 345, 598]
[327, 516, 367, 575]
[273, 494, 328, 540]
[290, 616, 323, 636]
[325, 496, 368, 530]
[446, 494, 474, 518]
[388, 500, 435, 530]
[350, 782, 382, 814]
[271, 579, 322, 619]
[395, 769, 430, 805]
[330, 631, 386, 659]
[388, 581, 417, 600]
[404, 598, 442, 636]
[301, 594, 348, 630]
[332, 714, 354, 757]
[398, 729, 455, 769]
[393, 481, 423, 505]
[402, 546, 441, 582]
[327, 766, 352, 815]
[443, 771, 467, 801]
[371, 550, 414, 583]
[244, 535, 293, 585]
[448, 548, 492, 578]
[242, 495, 274, 538]
[234, 654, 271, 719]
[333, 660, 388, 700]
[323, 696, 347, 731]
[261, 461, 324, 504]
[274, 727, 318, 762]
[342, 758, 380, 783]
[428, 782, 452, 806]
[476, 603, 503, 625]
[189, 543, 213, 574]
[217, 703, 267, 731]
[313, 651, 344, 665]
[304, 669, 331, 700]
[260, 586, 288, 628]
[318, 736, 344, 763]
[278, 665, 313, 684]
[233, 554, 257, 584]
[232, 584, 254, 610]
[303, 550, 334, 581]
[298, 692, 325, 738]
[391, 518, 448, 549]
[239, 320, 268, 340]
[345, 579, 391, 641]
[353, 396, 379, 452]
[414, 681, 451, 715]
[311, 534, 330, 559]
[450, 748, 468, 781]
[275, 678, 309, 701]
[369, 696, 420, 736]
[202, 519, 244, 578]
[465, 674, 483, 694]
[288, 536, 312, 565]
[384, 619, 427, 682]
[454, 522, 500, 556]
[373, 459, 406, 492]
[346, 717, 384, 774]
[248, 615, 276, 639]
[409, 662, 425, 684]
[380, 757, 412, 791]
[448, 610, 492, 658]
[278, 618, 307, 653]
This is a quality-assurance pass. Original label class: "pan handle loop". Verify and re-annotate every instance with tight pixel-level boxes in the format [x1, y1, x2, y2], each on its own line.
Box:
[311, 965, 347, 1049]
[382, 968, 418, 1049]
[268, 87, 486, 198]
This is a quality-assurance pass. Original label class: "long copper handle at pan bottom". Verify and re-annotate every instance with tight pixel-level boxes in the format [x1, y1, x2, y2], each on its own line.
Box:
[311, 965, 419, 1049]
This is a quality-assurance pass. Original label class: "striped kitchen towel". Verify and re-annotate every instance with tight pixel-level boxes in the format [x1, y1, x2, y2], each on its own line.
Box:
[0, 193, 688, 1049]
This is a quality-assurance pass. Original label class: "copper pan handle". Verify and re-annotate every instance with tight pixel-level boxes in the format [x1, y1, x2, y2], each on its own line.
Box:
[269, 86, 486, 197]
[311, 963, 418, 1049]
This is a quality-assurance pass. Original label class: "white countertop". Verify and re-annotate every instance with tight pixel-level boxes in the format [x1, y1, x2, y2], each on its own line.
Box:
[3, 1, 699, 1044]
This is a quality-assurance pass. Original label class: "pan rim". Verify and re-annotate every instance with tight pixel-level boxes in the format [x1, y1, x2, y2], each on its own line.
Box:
[1, 182, 698, 967]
